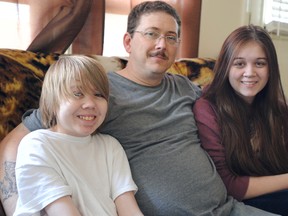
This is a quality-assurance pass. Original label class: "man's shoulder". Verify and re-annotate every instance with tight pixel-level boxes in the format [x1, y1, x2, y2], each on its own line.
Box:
[165, 72, 198, 86]
[165, 72, 202, 94]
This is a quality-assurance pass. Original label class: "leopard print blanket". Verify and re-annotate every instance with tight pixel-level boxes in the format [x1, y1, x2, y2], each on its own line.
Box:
[0, 49, 59, 140]
[0, 49, 215, 141]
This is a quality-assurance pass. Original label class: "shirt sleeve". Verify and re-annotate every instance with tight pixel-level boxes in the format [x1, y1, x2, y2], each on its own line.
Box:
[107, 136, 138, 200]
[15, 132, 72, 214]
[193, 97, 249, 201]
[22, 108, 45, 131]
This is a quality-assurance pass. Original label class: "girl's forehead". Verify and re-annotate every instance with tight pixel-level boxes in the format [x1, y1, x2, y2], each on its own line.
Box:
[233, 42, 266, 58]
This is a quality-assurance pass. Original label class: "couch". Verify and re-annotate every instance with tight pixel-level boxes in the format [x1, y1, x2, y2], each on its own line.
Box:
[0, 48, 215, 215]
[0, 48, 215, 142]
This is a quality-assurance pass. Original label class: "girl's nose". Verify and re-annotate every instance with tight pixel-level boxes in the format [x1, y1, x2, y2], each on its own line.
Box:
[243, 64, 256, 77]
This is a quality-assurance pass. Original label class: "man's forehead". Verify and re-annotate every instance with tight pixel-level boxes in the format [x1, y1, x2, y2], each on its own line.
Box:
[137, 12, 178, 32]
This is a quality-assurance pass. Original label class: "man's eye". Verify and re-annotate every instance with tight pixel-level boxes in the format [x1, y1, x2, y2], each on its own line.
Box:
[166, 35, 177, 42]
[144, 31, 158, 39]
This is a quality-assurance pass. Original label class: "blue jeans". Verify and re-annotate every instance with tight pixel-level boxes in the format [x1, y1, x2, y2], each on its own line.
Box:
[243, 190, 288, 216]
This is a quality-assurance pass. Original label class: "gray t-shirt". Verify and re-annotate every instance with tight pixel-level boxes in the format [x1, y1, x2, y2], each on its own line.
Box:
[23, 72, 276, 216]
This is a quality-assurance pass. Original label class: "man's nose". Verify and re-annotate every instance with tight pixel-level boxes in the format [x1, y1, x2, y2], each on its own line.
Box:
[155, 35, 167, 48]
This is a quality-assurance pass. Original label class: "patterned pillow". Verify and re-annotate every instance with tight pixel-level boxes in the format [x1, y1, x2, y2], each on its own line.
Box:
[0, 49, 215, 141]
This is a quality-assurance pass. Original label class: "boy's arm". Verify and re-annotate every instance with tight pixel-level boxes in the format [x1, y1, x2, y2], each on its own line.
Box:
[45, 196, 81, 216]
[0, 123, 30, 216]
[115, 191, 144, 216]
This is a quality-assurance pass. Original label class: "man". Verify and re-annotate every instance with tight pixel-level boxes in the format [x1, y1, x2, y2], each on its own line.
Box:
[0, 1, 278, 215]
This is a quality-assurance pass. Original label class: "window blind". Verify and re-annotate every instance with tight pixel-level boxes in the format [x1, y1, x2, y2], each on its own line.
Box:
[265, 0, 288, 36]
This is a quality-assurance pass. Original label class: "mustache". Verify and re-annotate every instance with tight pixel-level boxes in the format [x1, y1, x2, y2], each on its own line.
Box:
[149, 51, 168, 59]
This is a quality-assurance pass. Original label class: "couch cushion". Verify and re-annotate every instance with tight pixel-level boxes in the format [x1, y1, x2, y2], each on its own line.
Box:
[0, 49, 215, 141]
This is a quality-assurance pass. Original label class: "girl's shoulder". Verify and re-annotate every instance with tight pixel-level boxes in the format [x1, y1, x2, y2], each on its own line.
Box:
[194, 97, 214, 109]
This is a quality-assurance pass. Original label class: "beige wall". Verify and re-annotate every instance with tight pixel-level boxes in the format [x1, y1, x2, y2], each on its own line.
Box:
[273, 38, 288, 96]
[199, 0, 288, 96]
[199, 0, 249, 58]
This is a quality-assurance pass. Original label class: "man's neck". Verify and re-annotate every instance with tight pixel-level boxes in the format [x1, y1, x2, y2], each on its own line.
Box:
[116, 68, 163, 87]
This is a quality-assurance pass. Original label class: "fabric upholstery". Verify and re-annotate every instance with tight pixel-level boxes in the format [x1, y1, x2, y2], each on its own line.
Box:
[0, 48, 215, 141]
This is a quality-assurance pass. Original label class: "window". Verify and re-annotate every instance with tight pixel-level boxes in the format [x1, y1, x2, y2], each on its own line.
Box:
[264, 0, 288, 36]
[0, 1, 30, 49]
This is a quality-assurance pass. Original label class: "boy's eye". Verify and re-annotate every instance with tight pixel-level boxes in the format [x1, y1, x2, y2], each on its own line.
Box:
[95, 92, 105, 98]
[73, 92, 83, 97]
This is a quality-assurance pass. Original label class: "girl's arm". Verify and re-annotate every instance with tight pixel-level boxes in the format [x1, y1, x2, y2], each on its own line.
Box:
[193, 98, 249, 200]
[45, 196, 81, 216]
[193, 98, 288, 200]
[115, 191, 144, 216]
[245, 174, 288, 199]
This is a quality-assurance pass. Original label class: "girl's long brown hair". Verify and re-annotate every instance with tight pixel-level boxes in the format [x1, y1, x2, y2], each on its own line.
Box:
[204, 25, 288, 176]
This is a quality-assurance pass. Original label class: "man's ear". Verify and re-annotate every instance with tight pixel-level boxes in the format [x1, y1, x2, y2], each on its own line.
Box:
[123, 32, 132, 54]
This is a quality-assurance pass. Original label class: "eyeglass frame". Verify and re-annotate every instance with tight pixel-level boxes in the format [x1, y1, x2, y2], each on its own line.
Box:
[134, 30, 181, 46]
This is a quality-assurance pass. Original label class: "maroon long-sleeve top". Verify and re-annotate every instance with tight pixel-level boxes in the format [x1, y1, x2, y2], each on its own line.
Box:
[193, 97, 249, 201]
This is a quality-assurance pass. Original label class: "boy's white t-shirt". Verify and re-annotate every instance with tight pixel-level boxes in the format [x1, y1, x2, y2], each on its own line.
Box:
[14, 130, 137, 216]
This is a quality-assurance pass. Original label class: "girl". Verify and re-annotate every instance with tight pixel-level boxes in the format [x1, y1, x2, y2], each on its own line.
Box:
[193, 25, 288, 215]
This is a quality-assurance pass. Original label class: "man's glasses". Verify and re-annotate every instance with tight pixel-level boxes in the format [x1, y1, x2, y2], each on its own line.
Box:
[134, 30, 180, 46]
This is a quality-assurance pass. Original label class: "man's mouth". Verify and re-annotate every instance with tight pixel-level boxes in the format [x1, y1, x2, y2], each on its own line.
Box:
[150, 51, 168, 59]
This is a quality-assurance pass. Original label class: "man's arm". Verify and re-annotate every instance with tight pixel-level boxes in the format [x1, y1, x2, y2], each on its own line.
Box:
[0, 123, 30, 216]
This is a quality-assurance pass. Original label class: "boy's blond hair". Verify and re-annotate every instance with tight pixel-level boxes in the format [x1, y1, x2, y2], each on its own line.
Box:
[40, 55, 109, 128]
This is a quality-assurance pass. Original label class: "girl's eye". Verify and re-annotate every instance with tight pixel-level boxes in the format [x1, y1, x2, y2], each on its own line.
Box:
[256, 61, 267, 67]
[233, 61, 245, 68]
